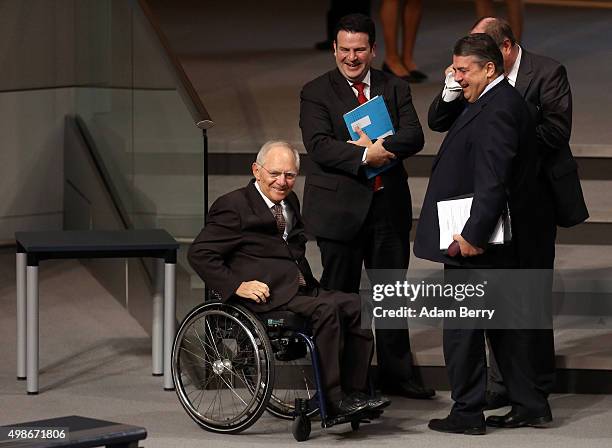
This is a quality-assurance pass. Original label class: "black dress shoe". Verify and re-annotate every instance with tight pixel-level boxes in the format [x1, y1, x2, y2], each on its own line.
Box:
[353, 391, 391, 410]
[406, 69, 428, 82]
[484, 391, 510, 410]
[383, 380, 436, 399]
[428, 414, 486, 435]
[381, 62, 394, 74]
[381, 63, 427, 83]
[328, 393, 370, 417]
[486, 409, 553, 428]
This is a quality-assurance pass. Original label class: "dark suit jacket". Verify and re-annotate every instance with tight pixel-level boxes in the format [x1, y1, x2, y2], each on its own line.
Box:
[188, 180, 318, 313]
[414, 79, 538, 267]
[429, 49, 588, 227]
[299, 68, 424, 241]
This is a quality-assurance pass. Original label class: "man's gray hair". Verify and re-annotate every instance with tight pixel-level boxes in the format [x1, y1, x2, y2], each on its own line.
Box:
[471, 17, 517, 47]
[256, 140, 301, 171]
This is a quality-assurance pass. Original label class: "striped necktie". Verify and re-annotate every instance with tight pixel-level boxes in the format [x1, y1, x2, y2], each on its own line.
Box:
[272, 204, 306, 286]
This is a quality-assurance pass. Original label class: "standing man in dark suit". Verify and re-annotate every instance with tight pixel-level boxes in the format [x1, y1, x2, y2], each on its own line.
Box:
[300, 13, 433, 399]
[188, 141, 389, 417]
[414, 34, 550, 434]
[429, 17, 588, 412]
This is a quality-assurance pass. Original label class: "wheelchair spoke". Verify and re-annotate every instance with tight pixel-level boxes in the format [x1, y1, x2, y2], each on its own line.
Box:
[192, 321, 224, 360]
[183, 333, 217, 358]
[179, 346, 214, 366]
[204, 319, 224, 360]
[217, 373, 250, 407]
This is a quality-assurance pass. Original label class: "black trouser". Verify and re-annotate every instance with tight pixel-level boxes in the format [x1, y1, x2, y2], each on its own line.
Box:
[443, 266, 550, 423]
[282, 289, 373, 403]
[317, 192, 416, 384]
[488, 222, 557, 397]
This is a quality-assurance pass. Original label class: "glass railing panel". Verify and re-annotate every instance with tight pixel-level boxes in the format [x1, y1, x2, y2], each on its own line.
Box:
[72, 0, 207, 238]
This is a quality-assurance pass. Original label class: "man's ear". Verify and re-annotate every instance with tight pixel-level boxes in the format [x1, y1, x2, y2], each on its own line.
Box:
[486, 61, 497, 78]
[252, 162, 260, 179]
[371, 42, 377, 58]
[501, 38, 513, 56]
[333, 41, 337, 56]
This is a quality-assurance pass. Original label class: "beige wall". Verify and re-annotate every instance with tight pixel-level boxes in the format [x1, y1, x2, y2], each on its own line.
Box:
[0, 0, 78, 240]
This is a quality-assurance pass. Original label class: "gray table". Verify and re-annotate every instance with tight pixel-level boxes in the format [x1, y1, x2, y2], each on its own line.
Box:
[15, 229, 179, 394]
[0, 415, 146, 447]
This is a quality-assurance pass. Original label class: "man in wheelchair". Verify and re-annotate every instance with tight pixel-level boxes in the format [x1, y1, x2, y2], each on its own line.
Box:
[188, 140, 390, 418]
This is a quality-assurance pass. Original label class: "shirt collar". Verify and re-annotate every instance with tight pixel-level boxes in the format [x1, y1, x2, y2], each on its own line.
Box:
[478, 74, 505, 100]
[346, 69, 371, 88]
[506, 45, 522, 87]
[254, 180, 280, 209]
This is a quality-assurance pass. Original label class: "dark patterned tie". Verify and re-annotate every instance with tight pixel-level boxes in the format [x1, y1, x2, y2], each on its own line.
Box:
[272, 203, 286, 235]
[272, 204, 306, 286]
[352, 82, 383, 192]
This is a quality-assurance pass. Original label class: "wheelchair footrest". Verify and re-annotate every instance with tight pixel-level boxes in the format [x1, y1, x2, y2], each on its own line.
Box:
[323, 408, 384, 428]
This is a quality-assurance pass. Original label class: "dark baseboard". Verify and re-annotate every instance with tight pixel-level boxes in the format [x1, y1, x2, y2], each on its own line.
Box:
[208, 152, 612, 180]
[274, 364, 612, 394]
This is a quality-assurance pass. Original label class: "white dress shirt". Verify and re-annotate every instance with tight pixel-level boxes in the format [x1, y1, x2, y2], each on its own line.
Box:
[506, 45, 523, 87]
[254, 181, 293, 240]
[478, 74, 505, 100]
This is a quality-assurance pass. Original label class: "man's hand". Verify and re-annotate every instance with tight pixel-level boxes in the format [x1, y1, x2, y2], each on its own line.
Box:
[235, 280, 270, 303]
[364, 138, 396, 168]
[347, 126, 372, 147]
[453, 234, 484, 257]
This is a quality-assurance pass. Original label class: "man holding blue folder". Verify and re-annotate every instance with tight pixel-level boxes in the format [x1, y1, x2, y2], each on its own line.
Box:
[300, 13, 432, 399]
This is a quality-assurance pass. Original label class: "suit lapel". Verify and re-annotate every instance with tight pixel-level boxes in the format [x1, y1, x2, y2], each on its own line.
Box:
[331, 69, 360, 110]
[514, 49, 533, 98]
[245, 180, 277, 231]
[431, 101, 484, 171]
[431, 80, 507, 171]
[369, 69, 385, 99]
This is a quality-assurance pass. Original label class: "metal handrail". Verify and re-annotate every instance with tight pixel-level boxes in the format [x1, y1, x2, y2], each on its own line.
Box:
[135, 0, 214, 130]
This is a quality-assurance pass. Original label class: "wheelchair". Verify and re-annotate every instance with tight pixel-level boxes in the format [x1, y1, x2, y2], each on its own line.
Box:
[171, 299, 382, 441]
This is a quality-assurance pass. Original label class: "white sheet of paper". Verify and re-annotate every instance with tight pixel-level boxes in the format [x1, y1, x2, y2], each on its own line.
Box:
[437, 196, 504, 250]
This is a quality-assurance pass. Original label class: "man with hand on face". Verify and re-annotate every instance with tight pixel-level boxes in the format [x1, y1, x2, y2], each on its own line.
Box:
[429, 17, 588, 421]
[300, 13, 433, 400]
[414, 34, 550, 434]
[188, 141, 389, 418]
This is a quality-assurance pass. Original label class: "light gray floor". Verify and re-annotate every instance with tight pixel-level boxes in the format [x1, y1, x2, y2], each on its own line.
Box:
[2, 251, 612, 447]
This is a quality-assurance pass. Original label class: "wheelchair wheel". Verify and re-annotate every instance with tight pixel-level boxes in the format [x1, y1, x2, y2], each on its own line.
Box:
[172, 302, 275, 433]
[266, 356, 319, 420]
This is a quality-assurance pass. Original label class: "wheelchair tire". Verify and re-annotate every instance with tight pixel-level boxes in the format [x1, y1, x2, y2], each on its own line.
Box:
[292, 415, 311, 442]
[172, 302, 275, 434]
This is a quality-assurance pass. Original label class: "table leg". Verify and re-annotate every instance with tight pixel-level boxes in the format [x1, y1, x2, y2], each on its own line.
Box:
[163, 262, 176, 390]
[26, 265, 39, 394]
[152, 259, 164, 376]
[16, 252, 27, 380]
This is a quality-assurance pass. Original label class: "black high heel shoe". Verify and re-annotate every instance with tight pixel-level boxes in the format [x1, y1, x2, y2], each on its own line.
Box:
[381, 62, 427, 83]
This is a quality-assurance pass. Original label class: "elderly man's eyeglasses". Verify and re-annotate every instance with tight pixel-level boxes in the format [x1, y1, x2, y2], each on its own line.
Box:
[258, 164, 298, 181]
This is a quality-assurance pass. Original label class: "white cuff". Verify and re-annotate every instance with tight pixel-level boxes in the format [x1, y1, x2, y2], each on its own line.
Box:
[361, 147, 368, 165]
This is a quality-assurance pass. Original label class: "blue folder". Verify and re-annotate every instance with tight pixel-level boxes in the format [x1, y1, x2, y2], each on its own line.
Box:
[343, 95, 397, 179]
